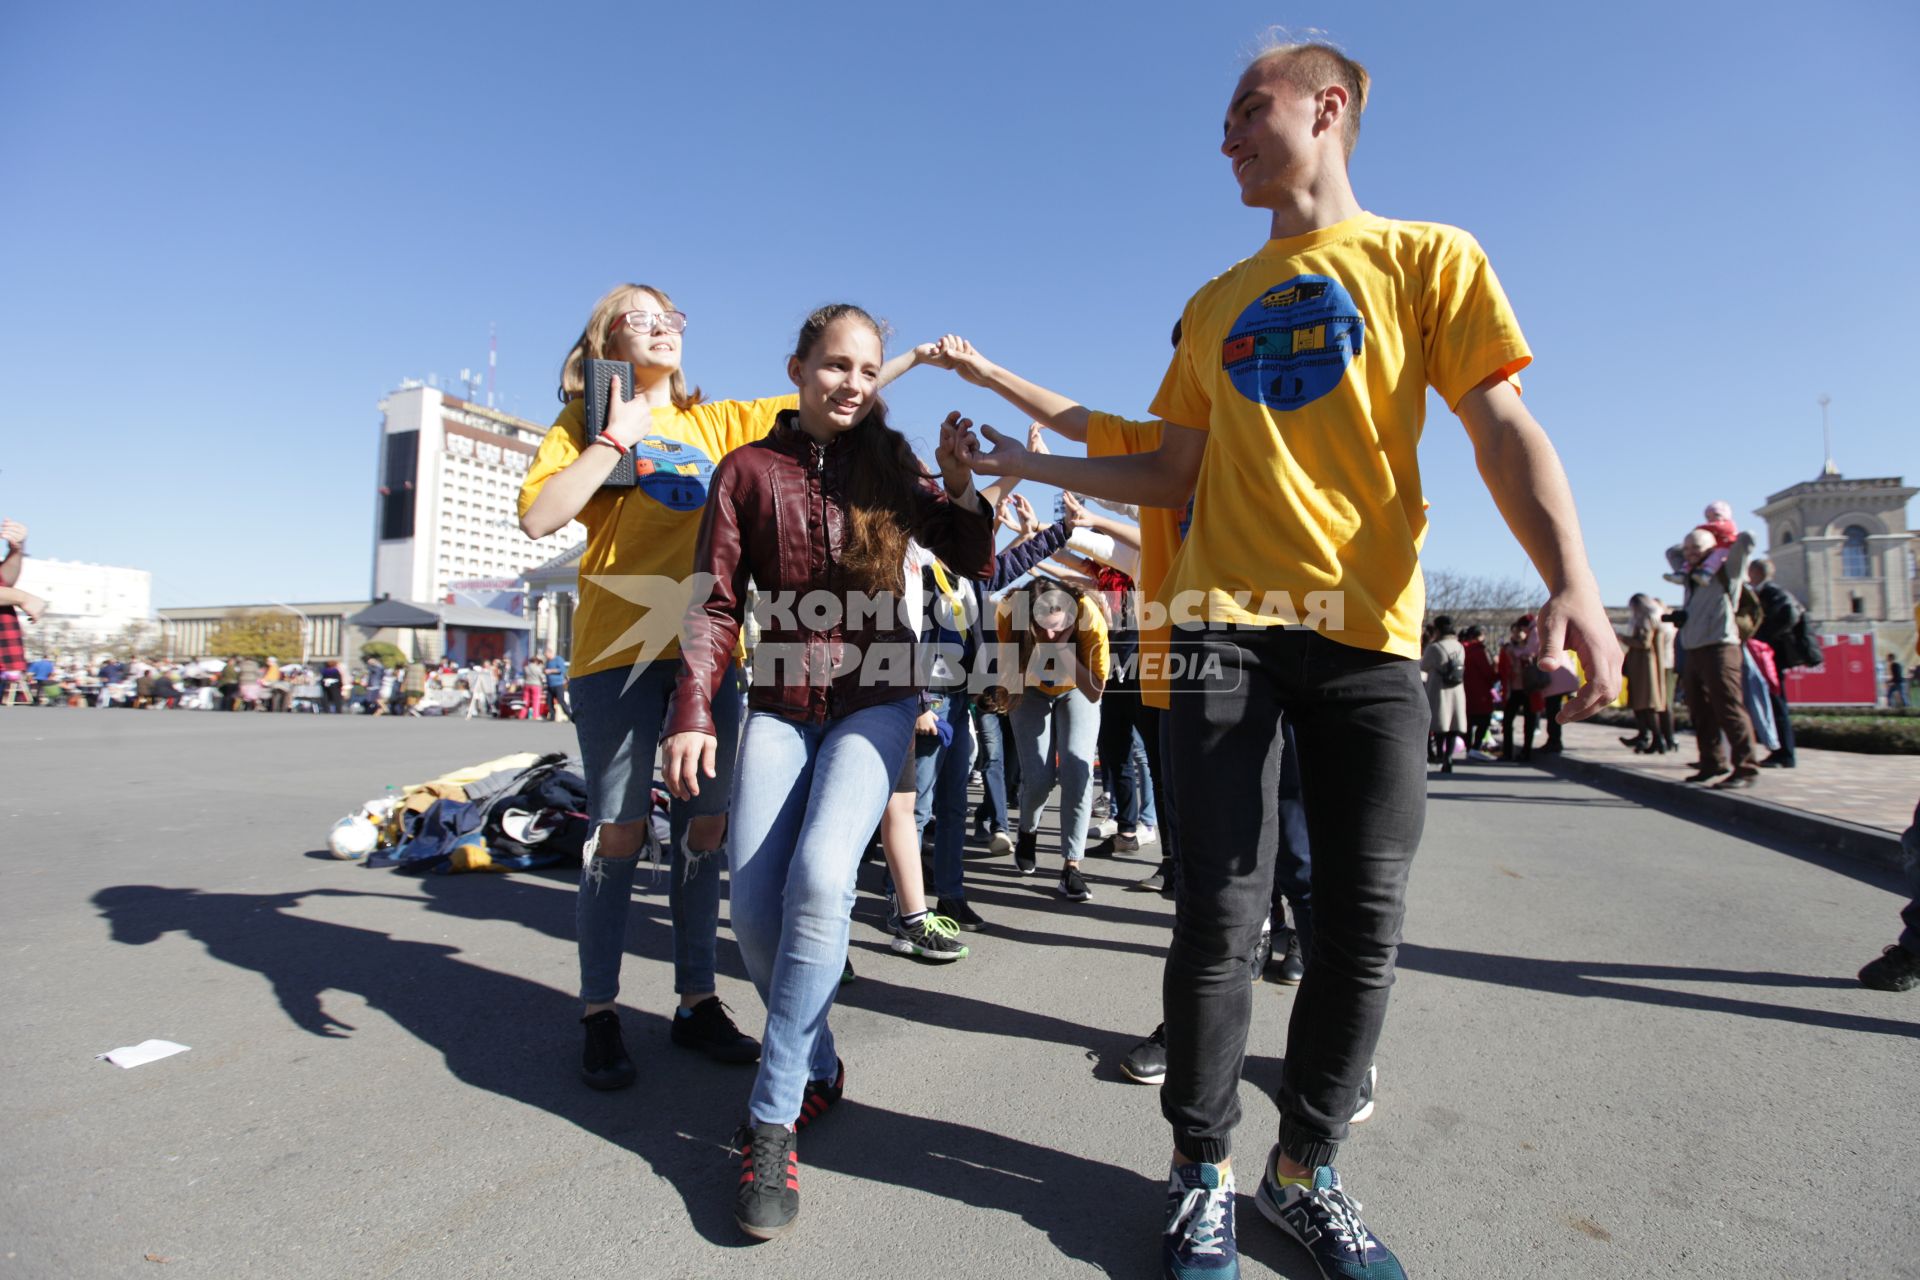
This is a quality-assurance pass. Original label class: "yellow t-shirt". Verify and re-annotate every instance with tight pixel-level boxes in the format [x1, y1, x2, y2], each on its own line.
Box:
[1085, 411, 1182, 710]
[996, 592, 1110, 696]
[517, 394, 796, 677]
[1151, 213, 1531, 659]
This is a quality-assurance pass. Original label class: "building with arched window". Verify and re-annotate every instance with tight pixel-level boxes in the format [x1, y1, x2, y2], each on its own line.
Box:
[1755, 470, 1917, 664]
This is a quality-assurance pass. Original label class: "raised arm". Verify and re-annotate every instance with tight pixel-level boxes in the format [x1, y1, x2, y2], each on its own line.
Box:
[924, 336, 1092, 443]
[1456, 375, 1622, 720]
[958, 419, 1206, 511]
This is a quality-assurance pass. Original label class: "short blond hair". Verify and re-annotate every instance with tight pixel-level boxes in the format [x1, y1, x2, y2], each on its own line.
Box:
[557, 282, 703, 409]
[1249, 38, 1370, 159]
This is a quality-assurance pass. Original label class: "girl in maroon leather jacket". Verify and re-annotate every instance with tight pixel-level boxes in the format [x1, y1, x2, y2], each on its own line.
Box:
[661, 303, 995, 1241]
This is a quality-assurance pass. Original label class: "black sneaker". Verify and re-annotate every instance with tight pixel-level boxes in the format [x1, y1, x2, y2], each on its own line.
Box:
[1350, 1063, 1377, 1124]
[1254, 1159, 1405, 1280]
[937, 896, 986, 931]
[1014, 830, 1038, 875]
[671, 996, 761, 1064]
[1249, 921, 1273, 984]
[579, 1009, 635, 1091]
[1121, 1023, 1167, 1085]
[840, 956, 856, 985]
[1058, 863, 1092, 901]
[1269, 931, 1306, 985]
[1130, 863, 1169, 893]
[1859, 944, 1920, 992]
[1162, 1159, 1238, 1279]
[796, 1058, 845, 1130]
[890, 912, 970, 961]
[732, 1121, 799, 1241]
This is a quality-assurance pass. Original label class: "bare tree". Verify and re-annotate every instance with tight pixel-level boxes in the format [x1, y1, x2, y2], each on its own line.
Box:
[1423, 568, 1543, 635]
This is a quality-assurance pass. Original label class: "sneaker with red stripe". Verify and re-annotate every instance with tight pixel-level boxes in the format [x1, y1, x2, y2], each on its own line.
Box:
[733, 1121, 800, 1240]
[795, 1058, 845, 1131]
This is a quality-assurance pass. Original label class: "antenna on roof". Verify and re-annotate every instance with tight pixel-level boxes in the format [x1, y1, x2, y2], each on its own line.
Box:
[1818, 393, 1837, 477]
[488, 323, 498, 409]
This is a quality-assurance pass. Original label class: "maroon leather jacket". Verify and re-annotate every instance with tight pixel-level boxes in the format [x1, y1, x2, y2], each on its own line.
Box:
[668, 411, 996, 735]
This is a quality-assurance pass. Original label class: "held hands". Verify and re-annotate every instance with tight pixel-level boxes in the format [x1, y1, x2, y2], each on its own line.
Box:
[1535, 586, 1625, 723]
[925, 335, 995, 387]
[934, 412, 980, 498]
[661, 730, 719, 801]
[1009, 493, 1042, 538]
[1027, 422, 1049, 456]
[1061, 491, 1091, 529]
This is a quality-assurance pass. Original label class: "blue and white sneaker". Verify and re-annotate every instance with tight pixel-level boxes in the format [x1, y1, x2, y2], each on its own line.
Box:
[1162, 1160, 1238, 1279]
[1255, 1158, 1406, 1279]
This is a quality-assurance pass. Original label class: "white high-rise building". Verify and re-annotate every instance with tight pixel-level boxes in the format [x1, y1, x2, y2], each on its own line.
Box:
[13, 558, 153, 644]
[370, 383, 582, 604]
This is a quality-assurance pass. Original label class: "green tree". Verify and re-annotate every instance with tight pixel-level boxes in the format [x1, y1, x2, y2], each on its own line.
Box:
[207, 611, 302, 661]
[361, 640, 406, 668]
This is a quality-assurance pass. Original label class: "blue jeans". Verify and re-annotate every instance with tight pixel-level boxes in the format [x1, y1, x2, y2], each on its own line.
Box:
[915, 693, 977, 901]
[1011, 686, 1102, 865]
[972, 706, 1011, 833]
[728, 698, 916, 1126]
[572, 662, 742, 1002]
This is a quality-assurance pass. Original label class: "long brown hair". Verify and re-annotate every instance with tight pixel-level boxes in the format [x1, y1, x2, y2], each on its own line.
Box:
[557, 283, 704, 408]
[794, 304, 924, 596]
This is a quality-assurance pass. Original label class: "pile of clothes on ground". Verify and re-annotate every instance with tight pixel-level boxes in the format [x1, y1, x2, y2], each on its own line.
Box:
[327, 751, 597, 874]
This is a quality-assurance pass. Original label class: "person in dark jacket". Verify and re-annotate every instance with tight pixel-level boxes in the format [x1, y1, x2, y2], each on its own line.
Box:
[1746, 557, 1803, 766]
[661, 304, 994, 1242]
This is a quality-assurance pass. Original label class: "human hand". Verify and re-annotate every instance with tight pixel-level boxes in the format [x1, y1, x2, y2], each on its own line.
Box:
[953, 421, 1030, 478]
[16, 591, 47, 622]
[934, 412, 979, 497]
[1027, 422, 1049, 455]
[915, 710, 939, 736]
[1536, 586, 1624, 723]
[1061, 491, 1091, 529]
[662, 730, 719, 800]
[928, 335, 994, 386]
[604, 371, 650, 449]
[1010, 494, 1041, 536]
[0, 519, 25, 548]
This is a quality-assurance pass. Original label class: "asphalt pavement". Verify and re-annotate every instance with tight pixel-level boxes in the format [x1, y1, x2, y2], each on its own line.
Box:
[3, 710, 1915, 1279]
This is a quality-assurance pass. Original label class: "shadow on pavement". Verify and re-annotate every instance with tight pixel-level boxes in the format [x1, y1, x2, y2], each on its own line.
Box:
[89, 882, 1218, 1275]
[1396, 942, 1919, 1040]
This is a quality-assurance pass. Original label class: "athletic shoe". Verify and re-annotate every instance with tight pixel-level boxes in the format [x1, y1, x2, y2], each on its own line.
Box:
[1255, 1160, 1404, 1280]
[1121, 1023, 1167, 1085]
[840, 956, 856, 985]
[890, 912, 970, 961]
[1162, 1160, 1238, 1279]
[989, 828, 1014, 856]
[1269, 931, 1306, 985]
[1130, 863, 1170, 893]
[732, 1121, 800, 1241]
[1859, 944, 1920, 992]
[671, 996, 761, 1064]
[1114, 829, 1142, 854]
[1350, 1063, 1378, 1124]
[1058, 863, 1092, 901]
[1014, 830, 1038, 875]
[1136, 824, 1159, 846]
[1089, 816, 1120, 841]
[1086, 835, 1119, 858]
[579, 1009, 636, 1091]
[1249, 919, 1274, 984]
[795, 1058, 845, 1130]
[937, 896, 986, 931]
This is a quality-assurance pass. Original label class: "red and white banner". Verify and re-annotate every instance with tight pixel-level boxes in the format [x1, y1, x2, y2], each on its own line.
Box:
[1784, 633, 1877, 706]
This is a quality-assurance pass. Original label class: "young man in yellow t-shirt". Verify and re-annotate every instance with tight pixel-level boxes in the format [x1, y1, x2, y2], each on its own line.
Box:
[951, 40, 1622, 1280]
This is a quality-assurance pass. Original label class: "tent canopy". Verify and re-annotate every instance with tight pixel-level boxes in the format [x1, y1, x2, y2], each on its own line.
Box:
[347, 598, 531, 631]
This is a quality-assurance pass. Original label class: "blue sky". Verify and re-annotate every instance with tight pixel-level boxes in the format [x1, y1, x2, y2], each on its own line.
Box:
[2, 0, 1915, 609]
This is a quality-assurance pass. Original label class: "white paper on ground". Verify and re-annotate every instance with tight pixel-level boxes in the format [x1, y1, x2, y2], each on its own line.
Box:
[96, 1040, 190, 1069]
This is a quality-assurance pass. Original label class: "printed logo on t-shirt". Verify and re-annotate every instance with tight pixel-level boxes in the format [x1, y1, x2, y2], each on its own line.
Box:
[1221, 275, 1365, 411]
[630, 435, 717, 511]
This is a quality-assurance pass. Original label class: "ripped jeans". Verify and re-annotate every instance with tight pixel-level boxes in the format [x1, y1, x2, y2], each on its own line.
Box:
[570, 661, 744, 1003]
